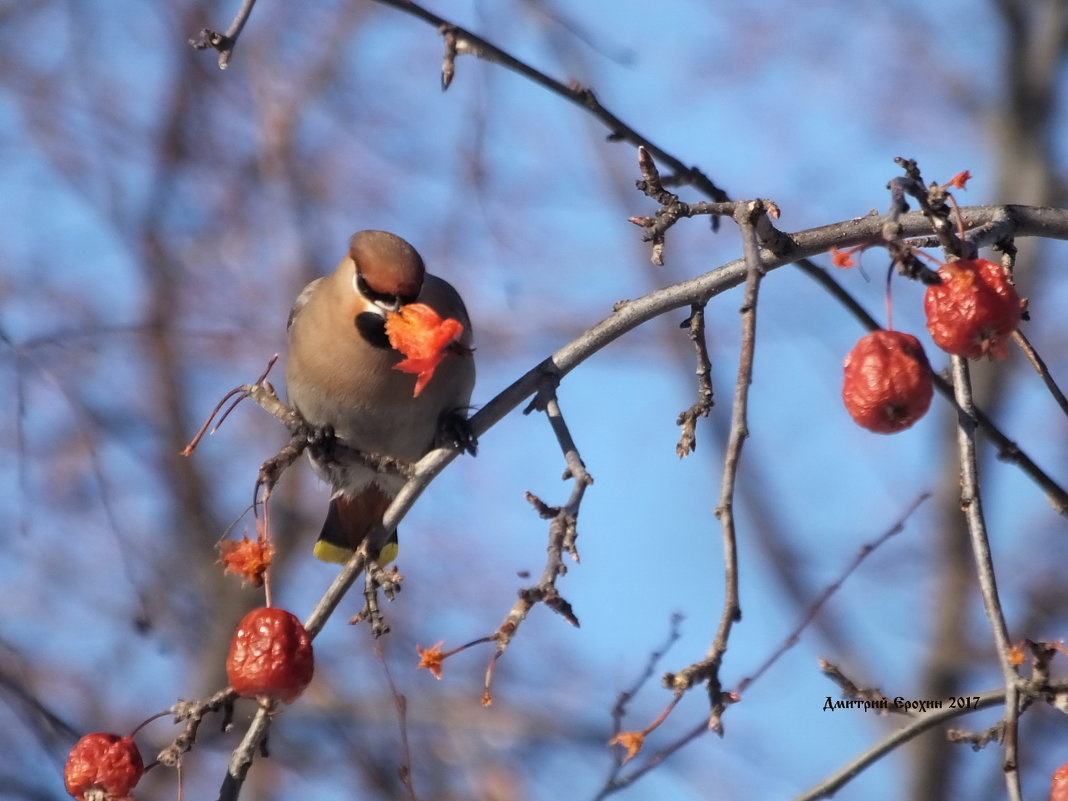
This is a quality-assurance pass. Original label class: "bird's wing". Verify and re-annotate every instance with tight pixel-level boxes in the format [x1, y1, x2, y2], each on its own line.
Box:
[286, 277, 323, 331]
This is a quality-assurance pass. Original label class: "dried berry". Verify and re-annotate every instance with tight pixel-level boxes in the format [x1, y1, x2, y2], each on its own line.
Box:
[842, 330, 933, 433]
[1052, 764, 1068, 801]
[924, 258, 1023, 360]
[226, 607, 314, 704]
[385, 302, 465, 397]
[64, 732, 144, 801]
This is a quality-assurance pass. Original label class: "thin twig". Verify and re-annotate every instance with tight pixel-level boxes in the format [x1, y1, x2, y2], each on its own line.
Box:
[593, 614, 685, 797]
[885, 158, 964, 258]
[189, 0, 259, 69]
[706, 203, 764, 721]
[1013, 328, 1068, 418]
[374, 639, 419, 801]
[369, 1, 730, 204]
[156, 688, 237, 769]
[948, 355, 1022, 801]
[629, 147, 736, 261]
[661, 202, 769, 730]
[217, 699, 274, 801]
[592, 717, 709, 801]
[817, 660, 910, 716]
[609, 613, 685, 743]
[474, 381, 590, 701]
[734, 493, 931, 696]
[675, 303, 714, 457]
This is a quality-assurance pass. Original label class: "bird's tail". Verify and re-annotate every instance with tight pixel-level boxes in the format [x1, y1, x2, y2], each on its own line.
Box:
[313, 485, 399, 566]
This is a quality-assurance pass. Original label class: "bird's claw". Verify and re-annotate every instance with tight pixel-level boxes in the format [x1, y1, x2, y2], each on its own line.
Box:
[437, 409, 477, 456]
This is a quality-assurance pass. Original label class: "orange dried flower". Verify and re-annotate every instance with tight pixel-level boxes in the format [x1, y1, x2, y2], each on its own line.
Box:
[64, 732, 144, 801]
[609, 731, 645, 762]
[226, 607, 314, 704]
[385, 303, 465, 397]
[947, 170, 972, 189]
[830, 247, 857, 268]
[416, 641, 446, 679]
[924, 258, 1023, 360]
[842, 330, 933, 434]
[1008, 642, 1026, 667]
[219, 537, 274, 587]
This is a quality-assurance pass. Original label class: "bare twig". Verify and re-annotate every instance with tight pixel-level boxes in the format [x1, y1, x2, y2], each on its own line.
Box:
[661, 201, 769, 731]
[374, 639, 419, 801]
[948, 355, 1022, 801]
[189, 0, 259, 69]
[947, 719, 1006, 751]
[157, 688, 237, 770]
[596, 496, 929, 798]
[353, 562, 404, 637]
[629, 146, 737, 261]
[596, 614, 684, 793]
[817, 660, 908, 716]
[734, 493, 931, 696]
[1013, 328, 1068, 418]
[885, 158, 965, 258]
[217, 698, 274, 801]
[592, 717, 709, 800]
[471, 382, 591, 701]
[610, 614, 684, 741]
[675, 303, 714, 457]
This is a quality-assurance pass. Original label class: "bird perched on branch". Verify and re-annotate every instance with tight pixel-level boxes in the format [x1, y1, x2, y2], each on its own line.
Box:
[286, 230, 476, 565]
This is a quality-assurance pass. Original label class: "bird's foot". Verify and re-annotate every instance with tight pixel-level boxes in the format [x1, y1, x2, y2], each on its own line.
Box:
[436, 408, 477, 456]
[303, 422, 337, 456]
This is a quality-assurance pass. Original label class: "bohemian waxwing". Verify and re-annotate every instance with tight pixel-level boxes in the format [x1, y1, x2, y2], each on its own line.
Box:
[286, 230, 476, 564]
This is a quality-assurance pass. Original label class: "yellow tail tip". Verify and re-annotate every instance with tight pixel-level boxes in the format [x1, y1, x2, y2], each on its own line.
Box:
[313, 540, 353, 565]
[377, 540, 399, 567]
[313, 539, 399, 567]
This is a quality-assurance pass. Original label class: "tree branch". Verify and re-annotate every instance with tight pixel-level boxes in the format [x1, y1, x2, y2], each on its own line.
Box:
[790, 688, 1007, 801]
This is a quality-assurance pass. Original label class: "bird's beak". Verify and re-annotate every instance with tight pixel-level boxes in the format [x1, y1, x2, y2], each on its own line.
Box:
[372, 296, 402, 316]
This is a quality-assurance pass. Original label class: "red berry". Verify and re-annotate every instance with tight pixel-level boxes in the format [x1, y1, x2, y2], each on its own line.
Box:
[64, 732, 144, 801]
[842, 330, 933, 433]
[226, 607, 314, 704]
[1052, 763, 1068, 801]
[924, 258, 1023, 360]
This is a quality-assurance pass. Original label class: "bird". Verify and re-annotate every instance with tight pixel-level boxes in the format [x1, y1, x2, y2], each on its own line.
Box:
[285, 230, 476, 565]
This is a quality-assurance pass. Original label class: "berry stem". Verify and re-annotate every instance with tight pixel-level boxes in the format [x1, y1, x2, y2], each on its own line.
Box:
[129, 709, 172, 739]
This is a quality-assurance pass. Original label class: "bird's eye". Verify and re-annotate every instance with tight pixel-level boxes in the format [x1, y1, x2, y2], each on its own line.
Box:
[356, 271, 417, 306]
